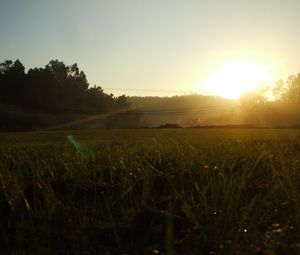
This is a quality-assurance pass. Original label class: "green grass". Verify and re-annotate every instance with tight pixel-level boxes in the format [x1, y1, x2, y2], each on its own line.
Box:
[1, 128, 300, 254]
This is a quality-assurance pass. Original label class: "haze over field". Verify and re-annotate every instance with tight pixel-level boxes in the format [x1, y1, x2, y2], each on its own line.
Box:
[1, 0, 300, 97]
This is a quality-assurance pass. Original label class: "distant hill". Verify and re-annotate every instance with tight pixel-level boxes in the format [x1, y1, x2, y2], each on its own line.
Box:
[127, 95, 239, 127]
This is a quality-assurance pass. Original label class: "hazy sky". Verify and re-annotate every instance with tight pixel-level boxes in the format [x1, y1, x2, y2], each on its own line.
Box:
[1, 0, 300, 96]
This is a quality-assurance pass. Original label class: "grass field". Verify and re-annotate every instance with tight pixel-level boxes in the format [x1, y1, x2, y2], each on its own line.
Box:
[1, 128, 300, 254]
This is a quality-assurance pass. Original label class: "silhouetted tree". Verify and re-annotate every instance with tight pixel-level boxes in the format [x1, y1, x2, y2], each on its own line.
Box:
[0, 59, 26, 104]
[273, 80, 285, 101]
[0, 59, 130, 115]
[272, 73, 300, 103]
[239, 92, 267, 126]
[286, 74, 300, 103]
[115, 95, 130, 109]
[240, 92, 266, 110]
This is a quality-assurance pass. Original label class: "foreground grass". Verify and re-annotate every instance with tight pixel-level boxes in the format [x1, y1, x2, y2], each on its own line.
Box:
[1, 128, 300, 254]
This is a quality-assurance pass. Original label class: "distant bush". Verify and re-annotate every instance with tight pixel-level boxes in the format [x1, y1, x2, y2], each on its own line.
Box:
[159, 123, 182, 128]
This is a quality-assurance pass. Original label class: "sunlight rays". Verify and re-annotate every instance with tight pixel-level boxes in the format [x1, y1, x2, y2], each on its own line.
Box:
[200, 61, 273, 99]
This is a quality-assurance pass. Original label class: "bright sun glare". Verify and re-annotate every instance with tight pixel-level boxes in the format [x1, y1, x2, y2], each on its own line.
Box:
[201, 61, 273, 99]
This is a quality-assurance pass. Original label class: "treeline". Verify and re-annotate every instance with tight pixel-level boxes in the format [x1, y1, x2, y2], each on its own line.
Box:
[2, 58, 300, 130]
[126, 73, 300, 128]
[206, 73, 300, 127]
[127, 95, 237, 127]
[128, 94, 234, 111]
[0, 59, 129, 114]
[273, 74, 300, 103]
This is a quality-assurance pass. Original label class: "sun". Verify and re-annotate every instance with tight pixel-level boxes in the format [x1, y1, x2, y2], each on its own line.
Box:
[201, 61, 273, 99]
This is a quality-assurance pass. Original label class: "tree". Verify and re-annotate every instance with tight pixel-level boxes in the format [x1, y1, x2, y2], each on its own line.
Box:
[239, 92, 267, 126]
[115, 95, 130, 109]
[26, 67, 58, 110]
[273, 79, 285, 101]
[286, 74, 300, 103]
[240, 92, 266, 110]
[0, 60, 13, 75]
[0, 59, 130, 115]
[272, 73, 300, 103]
[0, 59, 26, 104]
[45, 60, 68, 86]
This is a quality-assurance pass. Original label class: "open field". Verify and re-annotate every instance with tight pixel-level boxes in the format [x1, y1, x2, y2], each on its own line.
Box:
[1, 128, 300, 254]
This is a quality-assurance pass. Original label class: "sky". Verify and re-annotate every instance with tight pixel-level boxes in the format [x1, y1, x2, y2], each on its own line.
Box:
[1, 0, 300, 97]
